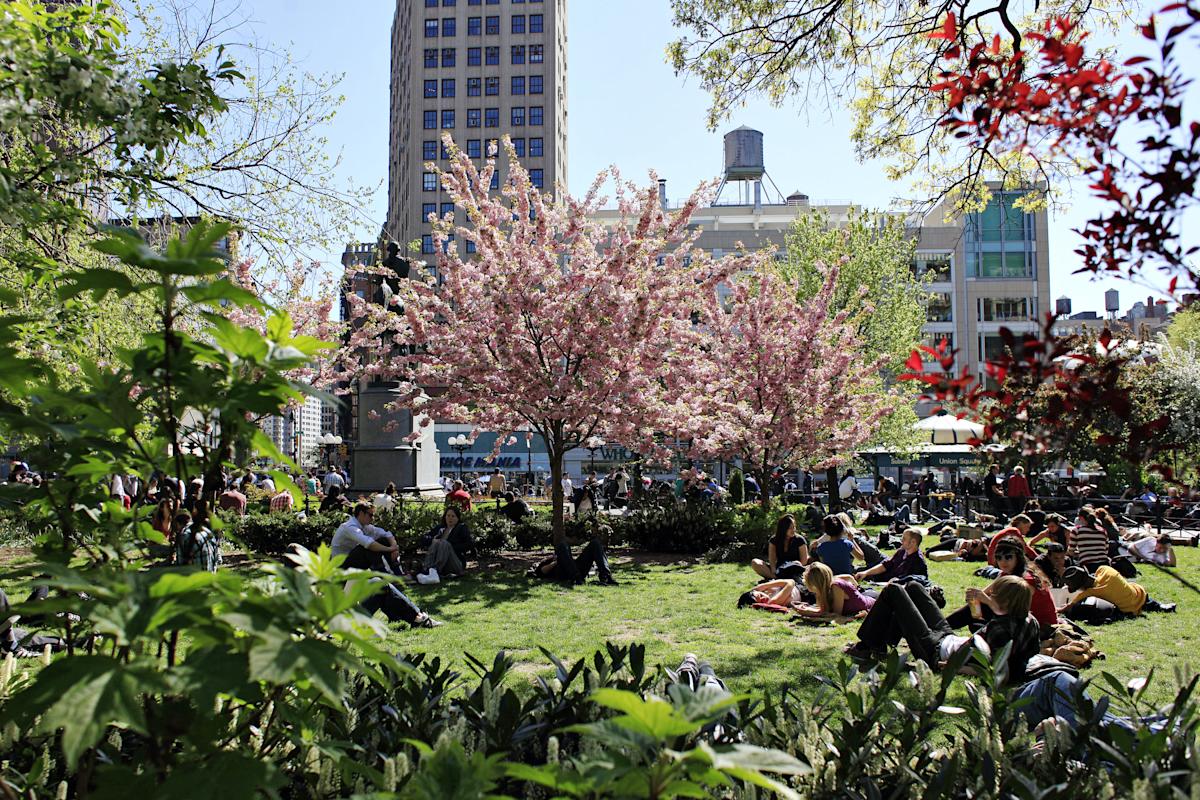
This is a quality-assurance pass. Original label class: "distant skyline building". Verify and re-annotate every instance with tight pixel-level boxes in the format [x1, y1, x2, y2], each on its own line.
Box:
[384, 0, 569, 256]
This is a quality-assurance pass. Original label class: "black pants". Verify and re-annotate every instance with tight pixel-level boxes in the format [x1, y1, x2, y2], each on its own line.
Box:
[343, 546, 422, 625]
[857, 582, 952, 666]
[543, 538, 614, 584]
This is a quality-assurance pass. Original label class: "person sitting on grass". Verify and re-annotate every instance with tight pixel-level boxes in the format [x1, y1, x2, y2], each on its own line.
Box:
[330, 502, 441, 629]
[1121, 533, 1177, 567]
[945, 542, 1057, 632]
[1028, 513, 1072, 549]
[1033, 542, 1076, 588]
[1068, 507, 1111, 571]
[445, 479, 473, 513]
[175, 500, 221, 572]
[793, 562, 875, 619]
[1059, 564, 1176, 622]
[986, 513, 1038, 566]
[751, 514, 808, 581]
[855, 528, 927, 583]
[498, 491, 531, 523]
[844, 576, 1041, 682]
[810, 514, 863, 576]
[417, 506, 473, 584]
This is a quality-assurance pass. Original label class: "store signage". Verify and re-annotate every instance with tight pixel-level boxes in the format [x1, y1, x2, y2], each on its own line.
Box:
[440, 455, 523, 469]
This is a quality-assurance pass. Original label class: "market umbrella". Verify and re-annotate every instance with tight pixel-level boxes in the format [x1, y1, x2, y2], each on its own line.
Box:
[912, 413, 985, 445]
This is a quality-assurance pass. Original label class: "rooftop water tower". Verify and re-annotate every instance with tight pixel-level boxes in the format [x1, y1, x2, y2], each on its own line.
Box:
[713, 126, 787, 210]
[1055, 296, 1072, 316]
[1105, 289, 1121, 320]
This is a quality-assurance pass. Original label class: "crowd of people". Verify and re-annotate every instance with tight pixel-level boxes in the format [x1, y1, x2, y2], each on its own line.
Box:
[736, 496, 1184, 734]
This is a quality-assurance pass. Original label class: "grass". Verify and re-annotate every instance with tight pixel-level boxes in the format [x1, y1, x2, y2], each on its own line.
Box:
[384, 545, 1200, 706]
[0, 537, 1195, 707]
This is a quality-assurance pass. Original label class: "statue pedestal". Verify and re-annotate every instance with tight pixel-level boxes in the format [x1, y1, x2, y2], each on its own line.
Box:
[351, 382, 442, 495]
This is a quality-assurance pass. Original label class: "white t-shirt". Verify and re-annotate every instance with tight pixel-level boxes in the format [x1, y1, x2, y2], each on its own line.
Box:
[838, 475, 857, 499]
[331, 517, 391, 557]
[562, 477, 574, 497]
[1124, 537, 1169, 565]
[259, 477, 276, 494]
[373, 493, 397, 511]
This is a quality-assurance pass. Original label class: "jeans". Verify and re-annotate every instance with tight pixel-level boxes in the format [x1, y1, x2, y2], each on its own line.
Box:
[1015, 671, 1169, 734]
[423, 538, 464, 576]
[569, 538, 613, 583]
[857, 582, 952, 666]
[342, 546, 422, 625]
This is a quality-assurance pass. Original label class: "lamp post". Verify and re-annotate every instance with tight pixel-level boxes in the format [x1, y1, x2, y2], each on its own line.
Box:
[525, 430, 534, 497]
[448, 434, 470, 480]
[585, 436, 605, 477]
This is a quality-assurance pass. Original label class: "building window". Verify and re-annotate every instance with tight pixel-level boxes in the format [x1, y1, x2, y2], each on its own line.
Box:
[512, 14, 525, 33]
[425, 19, 439, 37]
[912, 253, 951, 281]
[440, 141, 451, 160]
[442, 17, 456, 36]
[423, 110, 437, 129]
[440, 202, 455, 216]
[467, 77, 481, 96]
[926, 293, 953, 322]
[486, 0, 498, 4]
[529, 106, 543, 125]
[485, 76, 499, 95]
[424, 48, 438, 67]
[441, 47, 455, 66]
[529, 75, 543, 94]
[920, 333, 955, 369]
[486, 138, 499, 156]
[467, 139, 482, 158]
[441, 78, 455, 97]
[441, 109, 455, 128]
[512, 137, 525, 157]
[424, 79, 438, 98]
[422, 234, 435, 254]
[511, 106, 525, 125]
[511, 45, 525, 64]
[485, 46, 499, 65]
[443, 0, 456, 5]
[465, 240, 477, 254]
[967, 250, 1033, 279]
[467, 47, 481, 65]
[485, 107, 499, 127]
[422, 202, 437, 218]
[485, 15, 499, 33]
[529, 44, 543, 63]
[490, 172, 500, 189]
[980, 297, 1032, 322]
[513, 0, 524, 3]
[511, 76, 525, 95]
[423, 172, 437, 191]
[468, 16, 481, 35]
[467, 108, 481, 127]
[468, 0, 480, 5]
[425, 0, 438, 6]
[529, 13, 542, 32]
[530, 168, 543, 188]
[422, 140, 437, 160]
[529, 137, 542, 156]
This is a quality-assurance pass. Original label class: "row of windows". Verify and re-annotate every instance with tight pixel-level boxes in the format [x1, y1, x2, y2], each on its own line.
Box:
[421, 234, 479, 255]
[422, 106, 544, 129]
[422, 137, 544, 160]
[423, 75, 543, 98]
[426, 0, 542, 6]
[423, 44, 544, 67]
[426, 14, 543, 36]
[422, 168, 542, 193]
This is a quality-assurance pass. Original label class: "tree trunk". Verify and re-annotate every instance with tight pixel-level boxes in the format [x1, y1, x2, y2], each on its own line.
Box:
[549, 447, 566, 546]
[757, 463, 771, 511]
[827, 467, 840, 513]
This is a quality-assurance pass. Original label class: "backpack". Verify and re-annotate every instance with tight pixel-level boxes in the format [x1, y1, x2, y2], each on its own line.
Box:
[1041, 620, 1105, 668]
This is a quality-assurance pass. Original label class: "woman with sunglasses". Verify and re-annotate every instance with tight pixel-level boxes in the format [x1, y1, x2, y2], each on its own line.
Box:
[947, 542, 1057, 632]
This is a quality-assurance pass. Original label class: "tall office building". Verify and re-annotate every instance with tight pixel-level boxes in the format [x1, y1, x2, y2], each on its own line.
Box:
[385, 0, 568, 256]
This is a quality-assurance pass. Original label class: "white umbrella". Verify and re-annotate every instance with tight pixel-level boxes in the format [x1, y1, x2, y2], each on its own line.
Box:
[913, 413, 985, 445]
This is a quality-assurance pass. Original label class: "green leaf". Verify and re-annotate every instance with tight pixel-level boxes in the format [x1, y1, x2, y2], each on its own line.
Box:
[181, 279, 263, 310]
[1, 656, 167, 769]
[155, 751, 283, 799]
[590, 688, 698, 739]
[55, 268, 139, 301]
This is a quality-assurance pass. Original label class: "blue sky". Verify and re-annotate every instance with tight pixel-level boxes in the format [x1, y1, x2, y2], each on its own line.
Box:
[243, 0, 1179, 316]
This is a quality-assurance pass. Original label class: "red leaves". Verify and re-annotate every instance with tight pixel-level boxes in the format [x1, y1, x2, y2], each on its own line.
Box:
[933, 0, 1200, 295]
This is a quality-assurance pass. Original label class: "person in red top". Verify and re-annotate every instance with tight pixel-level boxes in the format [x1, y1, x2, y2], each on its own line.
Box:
[986, 513, 1038, 565]
[445, 479, 473, 513]
[948, 541, 1058, 631]
[1006, 465, 1032, 503]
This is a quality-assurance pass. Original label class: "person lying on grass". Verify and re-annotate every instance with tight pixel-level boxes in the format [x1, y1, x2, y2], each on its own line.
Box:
[736, 564, 874, 620]
[1120, 533, 1177, 567]
[844, 575, 1041, 682]
[1059, 565, 1176, 621]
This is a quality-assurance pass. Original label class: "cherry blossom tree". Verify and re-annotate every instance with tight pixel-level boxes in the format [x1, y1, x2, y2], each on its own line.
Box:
[346, 135, 759, 544]
[686, 264, 897, 508]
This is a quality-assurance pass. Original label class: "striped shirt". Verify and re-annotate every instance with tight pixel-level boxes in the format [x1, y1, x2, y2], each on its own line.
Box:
[1070, 525, 1109, 567]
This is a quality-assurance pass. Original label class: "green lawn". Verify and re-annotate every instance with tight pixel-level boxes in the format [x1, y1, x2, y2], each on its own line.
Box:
[385, 545, 1200, 706]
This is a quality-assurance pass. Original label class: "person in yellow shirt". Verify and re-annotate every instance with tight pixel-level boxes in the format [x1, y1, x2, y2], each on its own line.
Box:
[1059, 565, 1175, 622]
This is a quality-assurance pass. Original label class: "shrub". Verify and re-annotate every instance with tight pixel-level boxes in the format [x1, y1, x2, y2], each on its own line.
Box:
[729, 469, 745, 505]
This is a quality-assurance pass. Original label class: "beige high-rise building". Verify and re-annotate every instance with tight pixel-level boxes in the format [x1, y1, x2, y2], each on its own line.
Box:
[385, 0, 568, 257]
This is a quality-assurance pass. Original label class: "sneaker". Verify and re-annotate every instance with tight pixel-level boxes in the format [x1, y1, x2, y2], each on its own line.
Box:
[414, 613, 443, 628]
[416, 570, 440, 585]
[598, 575, 619, 586]
[929, 585, 946, 609]
[843, 641, 884, 664]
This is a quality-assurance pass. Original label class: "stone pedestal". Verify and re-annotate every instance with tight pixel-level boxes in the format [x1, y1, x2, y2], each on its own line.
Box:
[351, 382, 442, 495]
